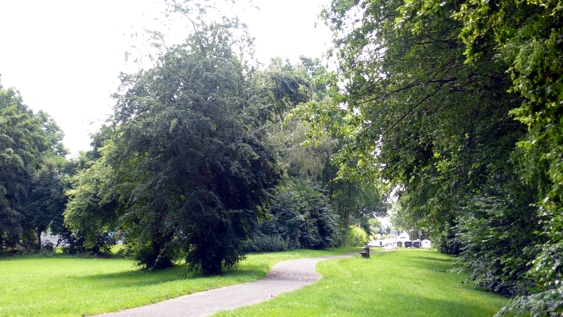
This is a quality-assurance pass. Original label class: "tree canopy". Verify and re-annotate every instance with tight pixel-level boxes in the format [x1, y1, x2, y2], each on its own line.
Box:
[0, 79, 68, 250]
[65, 16, 282, 274]
[297, 0, 563, 315]
[8, 1, 561, 314]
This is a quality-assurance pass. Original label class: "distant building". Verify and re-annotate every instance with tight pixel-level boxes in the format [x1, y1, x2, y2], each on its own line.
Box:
[398, 232, 410, 241]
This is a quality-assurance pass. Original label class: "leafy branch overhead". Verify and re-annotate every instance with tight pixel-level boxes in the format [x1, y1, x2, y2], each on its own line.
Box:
[311, 0, 563, 315]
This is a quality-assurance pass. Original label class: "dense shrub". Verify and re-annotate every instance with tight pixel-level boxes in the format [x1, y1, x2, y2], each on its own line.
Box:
[346, 225, 368, 247]
[262, 180, 341, 250]
[57, 230, 116, 255]
[241, 235, 289, 253]
[497, 242, 563, 316]
[41, 241, 54, 252]
[243, 180, 340, 252]
[455, 187, 541, 297]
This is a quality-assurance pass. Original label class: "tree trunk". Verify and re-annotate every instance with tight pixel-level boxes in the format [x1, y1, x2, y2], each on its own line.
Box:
[36, 229, 42, 250]
[343, 183, 351, 228]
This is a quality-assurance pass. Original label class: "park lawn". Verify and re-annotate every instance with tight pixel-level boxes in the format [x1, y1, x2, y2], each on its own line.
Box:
[0, 247, 357, 317]
[215, 249, 510, 317]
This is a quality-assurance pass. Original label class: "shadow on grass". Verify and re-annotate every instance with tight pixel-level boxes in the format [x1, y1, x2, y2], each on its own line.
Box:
[0, 254, 90, 261]
[413, 255, 454, 263]
[68, 261, 270, 290]
[393, 253, 454, 271]
[310, 251, 508, 317]
[358, 288, 504, 317]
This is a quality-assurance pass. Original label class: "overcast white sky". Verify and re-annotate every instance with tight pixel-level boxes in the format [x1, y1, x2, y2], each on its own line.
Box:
[0, 0, 332, 157]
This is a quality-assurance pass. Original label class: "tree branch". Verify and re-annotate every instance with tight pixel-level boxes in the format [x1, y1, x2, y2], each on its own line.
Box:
[383, 80, 451, 136]
[186, 15, 206, 57]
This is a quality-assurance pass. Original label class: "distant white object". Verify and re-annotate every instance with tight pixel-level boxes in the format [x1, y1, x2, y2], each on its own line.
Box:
[40, 233, 61, 245]
[398, 232, 410, 241]
[368, 240, 383, 247]
[421, 239, 432, 249]
[368, 239, 394, 247]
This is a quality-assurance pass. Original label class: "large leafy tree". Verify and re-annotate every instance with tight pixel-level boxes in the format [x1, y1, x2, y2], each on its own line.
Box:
[279, 57, 388, 232]
[300, 0, 541, 298]
[64, 146, 118, 249]
[22, 160, 67, 249]
[384, 0, 563, 314]
[0, 80, 67, 249]
[448, 0, 563, 315]
[245, 58, 352, 252]
[66, 17, 280, 274]
[22, 111, 68, 250]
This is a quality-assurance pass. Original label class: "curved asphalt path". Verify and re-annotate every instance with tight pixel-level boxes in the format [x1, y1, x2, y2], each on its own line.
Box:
[94, 253, 356, 317]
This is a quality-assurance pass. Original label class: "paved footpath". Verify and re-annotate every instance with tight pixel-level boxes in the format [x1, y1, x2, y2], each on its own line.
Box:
[95, 253, 355, 317]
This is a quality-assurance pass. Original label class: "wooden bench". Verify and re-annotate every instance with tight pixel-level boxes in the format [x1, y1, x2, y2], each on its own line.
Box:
[359, 246, 370, 258]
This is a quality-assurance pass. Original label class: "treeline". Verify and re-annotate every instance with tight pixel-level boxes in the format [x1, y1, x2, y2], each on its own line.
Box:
[0, 79, 70, 251]
[4, 0, 558, 314]
[294, 0, 561, 315]
[0, 2, 386, 276]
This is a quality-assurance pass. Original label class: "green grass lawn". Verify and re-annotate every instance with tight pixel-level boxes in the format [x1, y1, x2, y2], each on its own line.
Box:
[214, 249, 510, 317]
[0, 248, 357, 317]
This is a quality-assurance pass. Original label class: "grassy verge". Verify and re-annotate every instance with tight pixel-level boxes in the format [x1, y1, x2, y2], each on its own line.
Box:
[215, 249, 510, 317]
[0, 247, 357, 317]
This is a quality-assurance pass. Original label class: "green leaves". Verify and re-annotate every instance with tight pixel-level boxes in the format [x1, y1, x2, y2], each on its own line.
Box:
[317, 0, 546, 302]
[65, 16, 282, 274]
[258, 179, 341, 250]
[452, 0, 563, 313]
[0, 80, 67, 249]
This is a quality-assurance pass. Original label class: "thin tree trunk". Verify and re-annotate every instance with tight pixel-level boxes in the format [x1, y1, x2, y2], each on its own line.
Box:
[343, 183, 351, 228]
[36, 229, 42, 250]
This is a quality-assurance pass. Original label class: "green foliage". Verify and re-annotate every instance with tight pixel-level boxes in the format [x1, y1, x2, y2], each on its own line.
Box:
[22, 159, 67, 249]
[345, 225, 368, 247]
[65, 14, 281, 275]
[64, 147, 118, 249]
[498, 287, 563, 317]
[451, 0, 563, 313]
[268, 115, 336, 182]
[315, 0, 540, 303]
[330, 178, 388, 229]
[367, 218, 383, 238]
[270, 57, 388, 234]
[263, 57, 337, 183]
[496, 241, 563, 316]
[455, 193, 540, 296]
[256, 179, 341, 250]
[258, 57, 313, 121]
[0, 83, 46, 246]
[240, 234, 289, 253]
[321, 0, 527, 228]
[0, 78, 68, 250]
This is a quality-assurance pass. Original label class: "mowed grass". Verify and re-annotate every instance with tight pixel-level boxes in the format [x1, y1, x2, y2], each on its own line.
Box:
[0, 247, 357, 317]
[215, 249, 510, 317]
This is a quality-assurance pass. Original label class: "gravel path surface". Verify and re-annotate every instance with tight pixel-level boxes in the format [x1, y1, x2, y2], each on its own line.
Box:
[94, 253, 355, 317]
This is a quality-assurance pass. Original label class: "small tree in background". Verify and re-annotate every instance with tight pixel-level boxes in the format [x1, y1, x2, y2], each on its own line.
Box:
[249, 180, 340, 251]
[346, 225, 368, 247]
